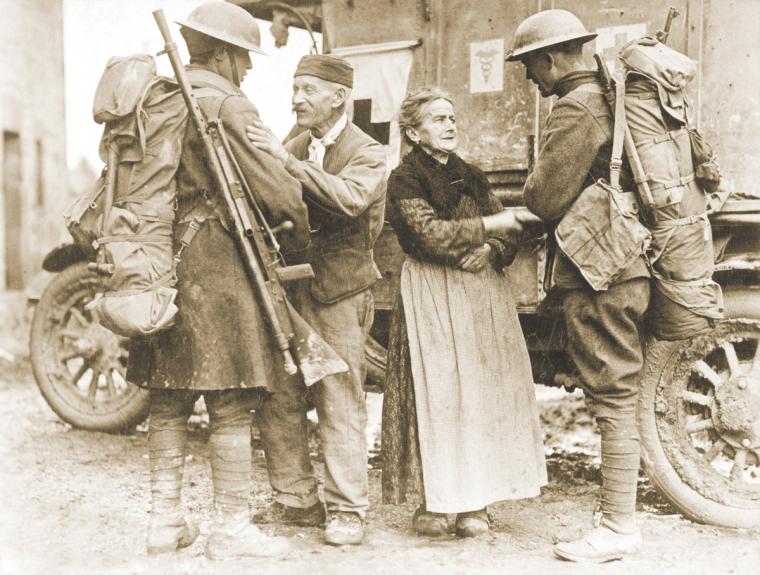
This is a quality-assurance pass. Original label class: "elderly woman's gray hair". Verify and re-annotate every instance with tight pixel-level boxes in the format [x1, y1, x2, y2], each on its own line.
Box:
[398, 87, 453, 145]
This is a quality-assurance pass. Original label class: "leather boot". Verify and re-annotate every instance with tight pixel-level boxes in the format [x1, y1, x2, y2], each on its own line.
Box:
[455, 508, 490, 538]
[553, 511, 641, 563]
[412, 505, 449, 537]
[206, 422, 290, 559]
[206, 512, 290, 560]
[324, 512, 365, 546]
[147, 512, 199, 555]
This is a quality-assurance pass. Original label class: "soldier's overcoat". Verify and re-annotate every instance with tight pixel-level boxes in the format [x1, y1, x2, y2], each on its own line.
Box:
[146, 67, 309, 391]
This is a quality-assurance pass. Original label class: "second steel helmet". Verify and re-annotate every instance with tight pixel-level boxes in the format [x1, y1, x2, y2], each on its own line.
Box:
[176, 1, 266, 55]
[506, 9, 597, 61]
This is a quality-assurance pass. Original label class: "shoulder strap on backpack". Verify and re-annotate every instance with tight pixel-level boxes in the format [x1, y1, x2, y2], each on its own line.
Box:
[609, 80, 626, 188]
[611, 79, 658, 223]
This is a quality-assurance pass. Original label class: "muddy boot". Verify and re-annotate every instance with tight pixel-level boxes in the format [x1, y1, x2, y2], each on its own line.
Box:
[553, 520, 641, 562]
[455, 508, 490, 538]
[412, 505, 449, 537]
[324, 512, 365, 546]
[206, 512, 290, 560]
[147, 512, 200, 555]
[206, 417, 290, 560]
[146, 402, 198, 555]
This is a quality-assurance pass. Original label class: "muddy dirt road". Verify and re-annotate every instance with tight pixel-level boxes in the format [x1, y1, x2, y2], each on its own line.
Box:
[1, 351, 759, 575]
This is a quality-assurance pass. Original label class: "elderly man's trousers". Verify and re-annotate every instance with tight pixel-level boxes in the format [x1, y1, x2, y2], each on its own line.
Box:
[258, 287, 374, 519]
[562, 278, 650, 524]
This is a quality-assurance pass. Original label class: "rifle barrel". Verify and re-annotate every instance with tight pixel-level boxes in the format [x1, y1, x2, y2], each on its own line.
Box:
[152, 9, 298, 375]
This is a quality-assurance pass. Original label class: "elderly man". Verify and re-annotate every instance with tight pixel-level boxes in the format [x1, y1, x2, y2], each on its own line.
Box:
[247, 54, 387, 546]
[139, 1, 310, 561]
[507, 10, 650, 563]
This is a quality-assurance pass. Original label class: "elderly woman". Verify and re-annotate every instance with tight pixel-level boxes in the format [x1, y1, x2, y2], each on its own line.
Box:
[381, 88, 547, 537]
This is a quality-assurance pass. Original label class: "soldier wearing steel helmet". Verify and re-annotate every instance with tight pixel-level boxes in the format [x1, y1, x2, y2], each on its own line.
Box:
[140, 1, 309, 560]
[507, 9, 651, 563]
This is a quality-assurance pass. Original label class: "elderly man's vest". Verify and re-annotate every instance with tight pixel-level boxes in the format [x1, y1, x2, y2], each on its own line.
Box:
[286, 123, 385, 304]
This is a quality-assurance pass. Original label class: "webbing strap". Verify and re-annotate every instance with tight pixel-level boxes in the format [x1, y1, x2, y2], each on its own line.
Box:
[205, 94, 233, 124]
[97, 234, 172, 245]
[651, 273, 716, 288]
[162, 90, 232, 281]
[650, 128, 686, 145]
[652, 212, 708, 228]
[117, 201, 175, 223]
[649, 173, 695, 190]
[609, 79, 626, 188]
[108, 270, 176, 297]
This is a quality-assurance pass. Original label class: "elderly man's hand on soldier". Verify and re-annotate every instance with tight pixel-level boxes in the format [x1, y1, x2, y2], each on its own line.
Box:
[246, 120, 289, 164]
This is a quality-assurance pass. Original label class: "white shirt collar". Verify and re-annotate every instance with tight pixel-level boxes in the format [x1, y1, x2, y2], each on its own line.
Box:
[311, 113, 347, 147]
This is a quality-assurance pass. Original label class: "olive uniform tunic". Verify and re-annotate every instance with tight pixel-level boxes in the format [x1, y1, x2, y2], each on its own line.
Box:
[523, 71, 650, 412]
[523, 71, 651, 517]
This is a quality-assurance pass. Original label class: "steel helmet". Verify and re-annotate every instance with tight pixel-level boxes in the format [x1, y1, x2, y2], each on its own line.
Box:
[506, 9, 597, 61]
[176, 1, 266, 55]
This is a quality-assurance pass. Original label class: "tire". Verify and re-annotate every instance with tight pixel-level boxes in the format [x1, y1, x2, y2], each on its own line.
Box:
[29, 262, 150, 432]
[638, 287, 760, 528]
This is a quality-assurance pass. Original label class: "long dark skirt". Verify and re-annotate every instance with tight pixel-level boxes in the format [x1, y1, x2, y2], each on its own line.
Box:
[381, 291, 425, 506]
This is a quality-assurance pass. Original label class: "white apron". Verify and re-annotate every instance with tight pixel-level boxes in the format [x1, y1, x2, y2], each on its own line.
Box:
[401, 258, 547, 513]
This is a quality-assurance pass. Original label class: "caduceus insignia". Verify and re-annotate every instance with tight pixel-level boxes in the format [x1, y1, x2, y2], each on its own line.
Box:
[475, 47, 499, 83]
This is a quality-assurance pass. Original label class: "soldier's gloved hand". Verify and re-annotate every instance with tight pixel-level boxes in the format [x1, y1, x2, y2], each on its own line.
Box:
[246, 120, 288, 164]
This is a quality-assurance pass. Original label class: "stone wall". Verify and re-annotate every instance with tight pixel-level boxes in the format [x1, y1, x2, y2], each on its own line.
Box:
[0, 0, 68, 291]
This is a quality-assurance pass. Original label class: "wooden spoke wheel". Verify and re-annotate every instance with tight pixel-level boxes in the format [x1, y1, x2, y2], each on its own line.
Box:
[30, 262, 149, 432]
[639, 290, 760, 528]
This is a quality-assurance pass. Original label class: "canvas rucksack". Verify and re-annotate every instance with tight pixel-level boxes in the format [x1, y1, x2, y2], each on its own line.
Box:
[618, 37, 724, 340]
[63, 54, 189, 337]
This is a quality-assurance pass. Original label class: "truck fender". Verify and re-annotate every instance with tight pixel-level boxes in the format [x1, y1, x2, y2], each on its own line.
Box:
[41, 243, 88, 272]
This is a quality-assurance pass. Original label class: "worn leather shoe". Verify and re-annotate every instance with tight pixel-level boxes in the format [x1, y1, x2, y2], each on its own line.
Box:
[146, 513, 199, 555]
[252, 501, 327, 527]
[206, 518, 290, 560]
[553, 525, 642, 563]
[412, 506, 449, 537]
[324, 512, 365, 546]
[455, 508, 489, 538]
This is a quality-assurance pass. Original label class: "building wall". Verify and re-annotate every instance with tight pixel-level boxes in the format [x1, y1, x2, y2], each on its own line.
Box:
[0, 0, 67, 290]
[698, 0, 760, 198]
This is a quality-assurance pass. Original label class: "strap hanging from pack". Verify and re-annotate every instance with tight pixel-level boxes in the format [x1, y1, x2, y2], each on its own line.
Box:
[608, 78, 626, 188]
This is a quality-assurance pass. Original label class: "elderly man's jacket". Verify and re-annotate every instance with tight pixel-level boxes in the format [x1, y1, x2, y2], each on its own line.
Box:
[284, 121, 387, 303]
[523, 71, 649, 289]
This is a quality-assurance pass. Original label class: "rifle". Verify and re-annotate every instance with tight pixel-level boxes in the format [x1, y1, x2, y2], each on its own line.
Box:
[594, 53, 657, 225]
[152, 9, 347, 385]
[656, 7, 680, 44]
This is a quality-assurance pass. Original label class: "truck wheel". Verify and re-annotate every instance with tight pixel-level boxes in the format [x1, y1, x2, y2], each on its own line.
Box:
[29, 262, 150, 432]
[638, 288, 760, 528]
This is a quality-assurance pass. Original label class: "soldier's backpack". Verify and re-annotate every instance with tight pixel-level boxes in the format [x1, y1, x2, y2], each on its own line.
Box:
[63, 54, 189, 337]
[618, 37, 724, 340]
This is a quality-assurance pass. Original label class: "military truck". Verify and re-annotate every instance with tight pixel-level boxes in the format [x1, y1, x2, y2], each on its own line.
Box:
[30, 0, 760, 529]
